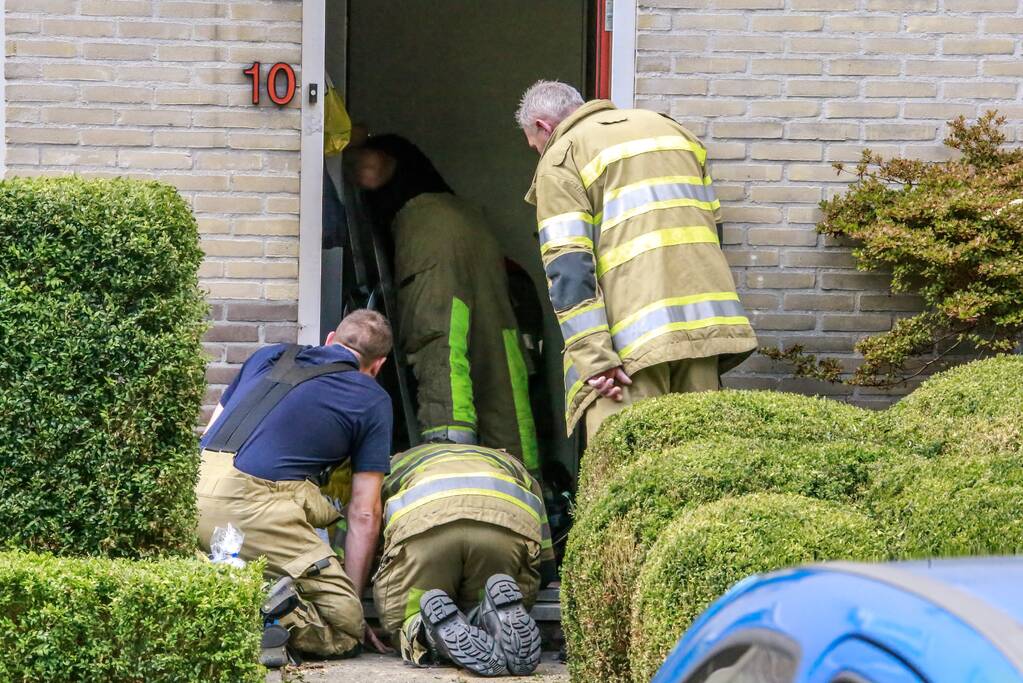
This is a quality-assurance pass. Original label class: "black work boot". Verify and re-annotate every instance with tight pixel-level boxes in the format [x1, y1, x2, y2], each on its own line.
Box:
[477, 574, 541, 675]
[260, 625, 291, 668]
[259, 577, 300, 669]
[419, 589, 507, 677]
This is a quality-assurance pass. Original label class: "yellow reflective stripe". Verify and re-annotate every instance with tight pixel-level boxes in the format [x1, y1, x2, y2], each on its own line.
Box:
[502, 329, 540, 473]
[603, 174, 711, 202]
[389, 488, 542, 527]
[619, 316, 751, 358]
[602, 197, 720, 232]
[538, 211, 599, 231]
[610, 292, 740, 335]
[541, 235, 593, 257]
[579, 136, 708, 188]
[390, 444, 517, 479]
[596, 226, 719, 277]
[448, 298, 476, 426]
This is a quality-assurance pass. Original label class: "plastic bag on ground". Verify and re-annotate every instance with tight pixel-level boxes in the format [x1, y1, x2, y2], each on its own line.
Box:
[210, 523, 247, 568]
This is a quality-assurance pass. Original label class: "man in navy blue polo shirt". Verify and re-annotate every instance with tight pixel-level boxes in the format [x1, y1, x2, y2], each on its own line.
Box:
[196, 309, 394, 665]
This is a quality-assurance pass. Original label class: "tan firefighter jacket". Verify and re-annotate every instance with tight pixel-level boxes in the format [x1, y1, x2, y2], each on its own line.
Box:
[394, 193, 538, 470]
[526, 100, 758, 433]
[381, 443, 555, 570]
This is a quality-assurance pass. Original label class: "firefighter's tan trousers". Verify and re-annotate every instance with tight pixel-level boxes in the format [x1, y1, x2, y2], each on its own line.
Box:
[196, 450, 363, 657]
[373, 519, 541, 658]
[585, 356, 720, 438]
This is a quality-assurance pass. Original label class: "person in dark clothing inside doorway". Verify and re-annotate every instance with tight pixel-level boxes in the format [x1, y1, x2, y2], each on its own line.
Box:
[197, 309, 394, 666]
[353, 134, 540, 473]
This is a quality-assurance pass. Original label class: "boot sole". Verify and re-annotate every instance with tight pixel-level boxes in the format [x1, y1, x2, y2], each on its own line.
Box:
[259, 624, 291, 669]
[485, 574, 542, 676]
[420, 590, 507, 677]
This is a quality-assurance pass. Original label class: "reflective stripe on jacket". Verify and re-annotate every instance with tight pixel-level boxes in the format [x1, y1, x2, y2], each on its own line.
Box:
[526, 100, 758, 433]
[381, 444, 555, 565]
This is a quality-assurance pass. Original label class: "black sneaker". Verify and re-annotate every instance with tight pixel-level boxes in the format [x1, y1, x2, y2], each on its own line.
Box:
[419, 589, 507, 677]
[479, 574, 541, 675]
[261, 576, 300, 621]
[260, 624, 291, 668]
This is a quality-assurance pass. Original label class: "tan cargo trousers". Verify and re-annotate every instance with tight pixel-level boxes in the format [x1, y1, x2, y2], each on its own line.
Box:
[196, 450, 363, 657]
[585, 356, 720, 438]
[373, 519, 541, 647]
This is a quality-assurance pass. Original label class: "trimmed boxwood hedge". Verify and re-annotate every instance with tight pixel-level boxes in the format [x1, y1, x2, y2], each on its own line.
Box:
[0, 552, 264, 682]
[562, 436, 892, 683]
[565, 357, 1023, 683]
[627, 493, 885, 683]
[878, 355, 1023, 456]
[0, 177, 207, 557]
[868, 450, 1023, 558]
[580, 389, 876, 508]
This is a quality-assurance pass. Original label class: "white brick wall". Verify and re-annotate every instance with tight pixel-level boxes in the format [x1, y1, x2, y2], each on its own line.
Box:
[638, 0, 1023, 405]
[5, 0, 303, 420]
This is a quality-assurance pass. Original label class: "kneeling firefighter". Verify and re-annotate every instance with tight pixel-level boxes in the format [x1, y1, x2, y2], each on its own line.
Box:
[373, 443, 556, 677]
[196, 310, 394, 666]
[353, 135, 540, 473]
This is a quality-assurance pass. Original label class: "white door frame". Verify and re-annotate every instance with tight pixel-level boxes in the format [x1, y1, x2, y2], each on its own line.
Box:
[610, 0, 637, 108]
[296, 0, 638, 344]
[297, 0, 327, 345]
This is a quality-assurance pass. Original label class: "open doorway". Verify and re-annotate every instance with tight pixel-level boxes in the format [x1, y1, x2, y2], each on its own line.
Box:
[319, 2, 596, 497]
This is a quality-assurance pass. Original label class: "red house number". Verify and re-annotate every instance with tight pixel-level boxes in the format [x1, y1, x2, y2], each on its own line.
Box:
[243, 62, 297, 106]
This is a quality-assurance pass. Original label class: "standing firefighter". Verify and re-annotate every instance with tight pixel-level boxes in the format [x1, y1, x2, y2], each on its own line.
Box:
[373, 443, 555, 677]
[354, 134, 539, 471]
[517, 81, 758, 437]
[197, 310, 394, 666]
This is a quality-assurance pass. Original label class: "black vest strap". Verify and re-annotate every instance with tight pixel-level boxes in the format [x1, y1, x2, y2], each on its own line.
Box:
[205, 344, 358, 454]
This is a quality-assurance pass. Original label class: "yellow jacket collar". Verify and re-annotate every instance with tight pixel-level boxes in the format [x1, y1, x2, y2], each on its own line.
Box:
[525, 99, 618, 205]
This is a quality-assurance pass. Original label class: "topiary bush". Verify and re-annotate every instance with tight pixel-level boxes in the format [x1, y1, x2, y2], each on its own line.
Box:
[868, 450, 1023, 558]
[580, 389, 875, 508]
[563, 437, 893, 683]
[878, 355, 1023, 456]
[565, 357, 1023, 682]
[627, 493, 886, 683]
[0, 178, 207, 557]
[0, 552, 264, 682]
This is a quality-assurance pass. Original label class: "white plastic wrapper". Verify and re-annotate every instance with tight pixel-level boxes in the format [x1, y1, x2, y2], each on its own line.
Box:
[210, 523, 247, 568]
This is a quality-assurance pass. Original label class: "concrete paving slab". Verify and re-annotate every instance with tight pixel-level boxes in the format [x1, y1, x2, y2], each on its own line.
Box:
[267, 652, 567, 683]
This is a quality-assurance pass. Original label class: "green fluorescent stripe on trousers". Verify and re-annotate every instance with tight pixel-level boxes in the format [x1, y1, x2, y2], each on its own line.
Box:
[405, 587, 426, 620]
[449, 297, 477, 427]
[503, 329, 540, 472]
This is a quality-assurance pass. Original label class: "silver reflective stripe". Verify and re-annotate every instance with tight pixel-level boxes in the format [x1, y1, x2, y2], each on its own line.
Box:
[563, 363, 581, 395]
[539, 218, 594, 250]
[613, 299, 748, 350]
[385, 475, 545, 526]
[560, 306, 610, 344]
[603, 181, 717, 228]
[422, 427, 478, 445]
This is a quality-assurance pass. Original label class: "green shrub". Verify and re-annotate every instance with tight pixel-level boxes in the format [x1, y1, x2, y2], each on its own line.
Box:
[0, 178, 207, 557]
[868, 449, 1023, 558]
[580, 390, 874, 508]
[878, 355, 1023, 456]
[628, 493, 885, 683]
[0, 552, 264, 682]
[763, 113, 1023, 387]
[563, 437, 892, 683]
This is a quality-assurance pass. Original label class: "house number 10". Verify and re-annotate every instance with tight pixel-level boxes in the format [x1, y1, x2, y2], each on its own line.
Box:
[243, 62, 297, 106]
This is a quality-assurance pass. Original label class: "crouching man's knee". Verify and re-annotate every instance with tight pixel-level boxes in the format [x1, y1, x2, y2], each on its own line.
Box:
[282, 557, 364, 657]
